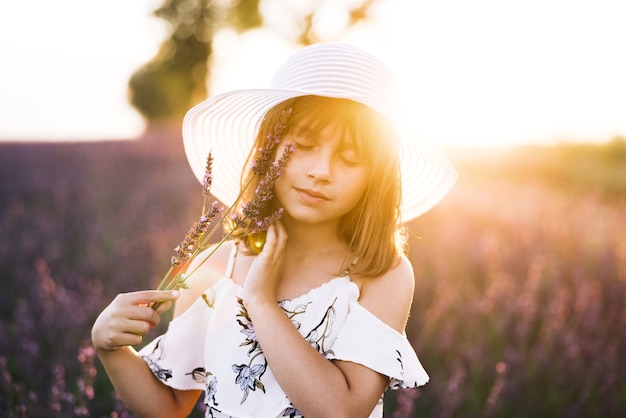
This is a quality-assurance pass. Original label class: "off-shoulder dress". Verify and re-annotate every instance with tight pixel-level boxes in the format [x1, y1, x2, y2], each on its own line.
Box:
[139, 245, 428, 417]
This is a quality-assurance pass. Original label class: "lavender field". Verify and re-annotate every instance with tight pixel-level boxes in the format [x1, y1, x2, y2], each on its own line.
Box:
[1, 138, 624, 417]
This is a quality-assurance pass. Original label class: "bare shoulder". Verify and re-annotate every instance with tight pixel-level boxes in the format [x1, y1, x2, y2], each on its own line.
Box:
[173, 240, 235, 317]
[356, 254, 415, 333]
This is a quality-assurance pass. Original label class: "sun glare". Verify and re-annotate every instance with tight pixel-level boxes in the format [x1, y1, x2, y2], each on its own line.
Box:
[353, 0, 626, 147]
[1, 0, 625, 146]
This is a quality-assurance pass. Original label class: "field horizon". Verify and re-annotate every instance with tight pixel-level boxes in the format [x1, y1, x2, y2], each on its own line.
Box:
[1, 136, 624, 417]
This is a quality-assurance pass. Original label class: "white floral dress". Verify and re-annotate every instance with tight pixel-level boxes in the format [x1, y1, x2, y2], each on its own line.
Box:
[139, 248, 429, 418]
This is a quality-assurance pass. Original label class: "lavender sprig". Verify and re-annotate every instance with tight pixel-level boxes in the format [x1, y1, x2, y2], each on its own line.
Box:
[250, 108, 291, 175]
[200, 153, 214, 215]
[201, 153, 214, 196]
[172, 202, 222, 267]
[155, 202, 222, 294]
[155, 108, 293, 298]
[233, 143, 295, 233]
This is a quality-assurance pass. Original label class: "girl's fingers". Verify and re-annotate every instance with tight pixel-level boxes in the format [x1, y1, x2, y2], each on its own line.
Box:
[262, 222, 287, 259]
[125, 290, 180, 306]
[263, 224, 277, 246]
[152, 300, 173, 314]
[273, 220, 287, 248]
[274, 219, 286, 235]
[93, 290, 179, 351]
[123, 316, 154, 336]
[126, 305, 162, 327]
[110, 332, 143, 348]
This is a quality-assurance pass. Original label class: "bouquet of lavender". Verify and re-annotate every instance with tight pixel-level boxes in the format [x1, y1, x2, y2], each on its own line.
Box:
[154, 109, 293, 294]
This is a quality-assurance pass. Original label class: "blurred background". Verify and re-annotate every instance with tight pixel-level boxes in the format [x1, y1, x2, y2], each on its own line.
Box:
[1, 0, 625, 417]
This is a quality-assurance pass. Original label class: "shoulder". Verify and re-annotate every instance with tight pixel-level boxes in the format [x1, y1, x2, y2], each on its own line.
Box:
[355, 254, 415, 333]
[173, 240, 236, 317]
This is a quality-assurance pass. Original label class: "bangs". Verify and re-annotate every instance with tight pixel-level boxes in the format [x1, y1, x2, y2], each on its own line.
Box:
[285, 96, 398, 160]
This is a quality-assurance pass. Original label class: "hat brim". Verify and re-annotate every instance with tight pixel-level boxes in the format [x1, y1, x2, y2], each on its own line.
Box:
[183, 88, 457, 222]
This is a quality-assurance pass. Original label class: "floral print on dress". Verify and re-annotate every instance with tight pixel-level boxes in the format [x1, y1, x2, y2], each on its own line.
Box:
[232, 363, 266, 403]
[204, 372, 220, 412]
[282, 405, 304, 417]
[282, 297, 338, 356]
[233, 297, 268, 404]
[302, 298, 337, 356]
[279, 300, 311, 331]
[144, 354, 173, 382]
[139, 276, 428, 418]
[142, 338, 173, 382]
[230, 296, 339, 408]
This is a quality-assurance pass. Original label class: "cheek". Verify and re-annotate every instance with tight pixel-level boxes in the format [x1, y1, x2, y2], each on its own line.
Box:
[343, 168, 370, 203]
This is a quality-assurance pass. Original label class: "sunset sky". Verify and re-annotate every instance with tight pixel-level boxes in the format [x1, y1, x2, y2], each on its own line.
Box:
[1, 0, 625, 147]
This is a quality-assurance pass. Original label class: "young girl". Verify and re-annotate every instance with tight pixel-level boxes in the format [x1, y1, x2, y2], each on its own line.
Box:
[92, 42, 456, 417]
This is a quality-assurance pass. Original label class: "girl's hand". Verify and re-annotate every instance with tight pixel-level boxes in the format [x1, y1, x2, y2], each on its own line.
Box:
[91, 290, 179, 352]
[241, 222, 287, 308]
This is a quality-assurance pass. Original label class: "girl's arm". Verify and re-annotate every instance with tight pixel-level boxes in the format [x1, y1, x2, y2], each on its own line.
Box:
[242, 224, 415, 418]
[91, 243, 232, 416]
[91, 290, 202, 417]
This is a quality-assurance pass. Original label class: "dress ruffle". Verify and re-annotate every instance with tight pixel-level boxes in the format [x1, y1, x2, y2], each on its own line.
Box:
[139, 280, 225, 391]
[326, 300, 429, 389]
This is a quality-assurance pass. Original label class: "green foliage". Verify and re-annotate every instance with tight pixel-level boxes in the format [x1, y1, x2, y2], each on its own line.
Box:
[547, 137, 626, 195]
[128, 0, 263, 122]
[128, 0, 219, 122]
[127, 0, 380, 122]
[452, 137, 626, 197]
[226, 0, 262, 30]
[129, 60, 201, 121]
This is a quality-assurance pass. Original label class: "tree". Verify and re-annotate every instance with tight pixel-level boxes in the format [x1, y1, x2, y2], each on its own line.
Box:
[128, 0, 377, 125]
[128, 0, 262, 123]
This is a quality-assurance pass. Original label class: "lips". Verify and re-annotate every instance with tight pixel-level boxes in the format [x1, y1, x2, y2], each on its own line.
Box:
[295, 187, 330, 201]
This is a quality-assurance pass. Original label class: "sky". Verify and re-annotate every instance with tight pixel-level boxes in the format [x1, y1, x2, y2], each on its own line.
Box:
[1, 0, 625, 147]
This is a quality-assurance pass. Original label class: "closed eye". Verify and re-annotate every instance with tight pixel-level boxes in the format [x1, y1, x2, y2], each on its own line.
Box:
[338, 147, 363, 166]
[293, 140, 315, 151]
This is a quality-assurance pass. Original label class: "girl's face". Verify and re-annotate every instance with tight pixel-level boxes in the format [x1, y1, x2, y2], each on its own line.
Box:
[274, 122, 371, 226]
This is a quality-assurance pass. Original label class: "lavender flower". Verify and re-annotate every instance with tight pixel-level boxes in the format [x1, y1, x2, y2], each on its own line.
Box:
[201, 152, 214, 196]
[155, 109, 293, 295]
[250, 108, 292, 175]
[153, 202, 222, 299]
[234, 143, 294, 231]
[171, 202, 222, 267]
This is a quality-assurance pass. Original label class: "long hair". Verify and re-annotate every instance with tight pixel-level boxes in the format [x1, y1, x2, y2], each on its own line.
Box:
[233, 96, 405, 277]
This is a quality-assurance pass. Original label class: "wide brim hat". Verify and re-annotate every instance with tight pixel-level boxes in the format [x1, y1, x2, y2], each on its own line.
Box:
[183, 42, 457, 222]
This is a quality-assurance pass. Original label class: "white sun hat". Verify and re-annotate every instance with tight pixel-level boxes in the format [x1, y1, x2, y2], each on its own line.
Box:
[183, 42, 457, 222]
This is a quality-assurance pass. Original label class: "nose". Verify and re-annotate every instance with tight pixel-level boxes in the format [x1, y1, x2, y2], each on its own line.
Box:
[305, 149, 333, 182]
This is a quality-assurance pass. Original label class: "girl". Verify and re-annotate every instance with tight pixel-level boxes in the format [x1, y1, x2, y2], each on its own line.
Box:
[92, 42, 456, 417]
